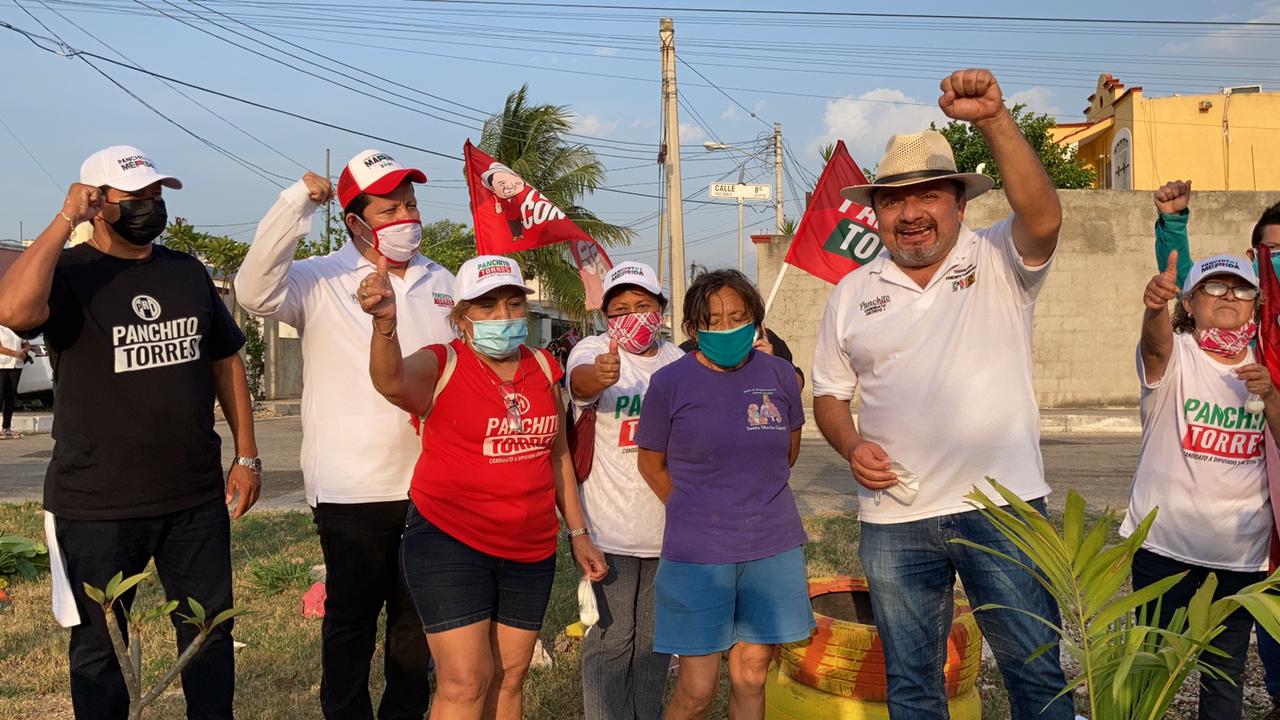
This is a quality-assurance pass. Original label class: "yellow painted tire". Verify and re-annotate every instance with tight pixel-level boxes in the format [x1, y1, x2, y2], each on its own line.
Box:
[777, 576, 983, 702]
[765, 662, 981, 720]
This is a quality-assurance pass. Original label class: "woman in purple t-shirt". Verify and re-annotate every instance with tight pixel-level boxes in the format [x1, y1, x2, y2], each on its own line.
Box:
[636, 269, 814, 720]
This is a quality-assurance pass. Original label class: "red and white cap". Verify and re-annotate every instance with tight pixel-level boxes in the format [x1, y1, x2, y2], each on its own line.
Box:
[454, 255, 535, 301]
[337, 149, 427, 209]
[80, 145, 182, 192]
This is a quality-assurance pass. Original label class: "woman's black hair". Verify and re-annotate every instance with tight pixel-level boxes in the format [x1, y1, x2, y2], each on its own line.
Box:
[682, 269, 765, 336]
[1253, 202, 1280, 248]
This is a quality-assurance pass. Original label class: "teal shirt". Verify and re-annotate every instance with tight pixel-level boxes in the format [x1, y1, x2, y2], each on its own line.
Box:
[1155, 208, 1193, 287]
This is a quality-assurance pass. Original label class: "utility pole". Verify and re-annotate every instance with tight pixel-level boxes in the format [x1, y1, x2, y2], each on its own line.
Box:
[323, 148, 332, 253]
[774, 123, 785, 234]
[660, 17, 686, 342]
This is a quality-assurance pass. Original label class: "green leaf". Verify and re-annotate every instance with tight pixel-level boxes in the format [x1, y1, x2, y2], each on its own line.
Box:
[1224, 592, 1280, 645]
[104, 571, 124, 600]
[1091, 572, 1186, 638]
[112, 572, 150, 599]
[1062, 490, 1085, 556]
[210, 607, 250, 627]
[188, 597, 206, 624]
[83, 583, 105, 604]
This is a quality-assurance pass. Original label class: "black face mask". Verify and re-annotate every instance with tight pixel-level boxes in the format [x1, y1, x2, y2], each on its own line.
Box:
[110, 198, 168, 246]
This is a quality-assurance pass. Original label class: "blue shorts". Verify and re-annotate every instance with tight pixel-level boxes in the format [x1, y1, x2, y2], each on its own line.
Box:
[654, 546, 814, 656]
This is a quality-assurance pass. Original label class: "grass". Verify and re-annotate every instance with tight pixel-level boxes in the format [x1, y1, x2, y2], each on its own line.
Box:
[2, 503, 1269, 719]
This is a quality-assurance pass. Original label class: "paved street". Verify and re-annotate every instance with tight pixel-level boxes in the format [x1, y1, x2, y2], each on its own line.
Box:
[0, 416, 1140, 516]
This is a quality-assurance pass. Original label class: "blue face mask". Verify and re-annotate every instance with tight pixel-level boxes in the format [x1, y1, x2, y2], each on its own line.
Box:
[697, 322, 756, 368]
[1252, 253, 1280, 283]
[468, 318, 528, 359]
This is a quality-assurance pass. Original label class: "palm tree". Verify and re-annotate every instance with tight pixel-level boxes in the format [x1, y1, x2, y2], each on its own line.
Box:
[443, 84, 634, 319]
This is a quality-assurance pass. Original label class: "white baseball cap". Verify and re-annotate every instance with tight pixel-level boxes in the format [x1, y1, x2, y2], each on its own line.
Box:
[602, 261, 664, 305]
[80, 145, 182, 192]
[1182, 254, 1259, 294]
[455, 255, 535, 301]
[337, 149, 427, 209]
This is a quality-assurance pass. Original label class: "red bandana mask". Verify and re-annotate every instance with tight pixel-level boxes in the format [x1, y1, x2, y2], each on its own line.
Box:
[606, 312, 662, 354]
[1197, 321, 1256, 357]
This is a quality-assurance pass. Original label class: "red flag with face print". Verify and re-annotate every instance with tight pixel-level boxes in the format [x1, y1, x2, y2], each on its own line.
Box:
[464, 140, 592, 253]
[783, 141, 882, 285]
[1254, 245, 1280, 569]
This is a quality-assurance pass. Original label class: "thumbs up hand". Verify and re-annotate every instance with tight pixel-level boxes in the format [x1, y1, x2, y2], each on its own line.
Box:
[1145, 250, 1181, 310]
[594, 338, 622, 388]
[359, 255, 397, 326]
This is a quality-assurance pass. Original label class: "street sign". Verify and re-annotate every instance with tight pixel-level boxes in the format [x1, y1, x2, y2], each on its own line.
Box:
[708, 182, 772, 201]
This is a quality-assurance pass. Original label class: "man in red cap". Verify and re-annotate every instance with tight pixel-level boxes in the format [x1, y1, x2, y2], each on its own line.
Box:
[236, 149, 455, 720]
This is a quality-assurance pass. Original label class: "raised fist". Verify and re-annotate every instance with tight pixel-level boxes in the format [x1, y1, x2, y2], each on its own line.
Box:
[1154, 180, 1192, 215]
[939, 69, 1005, 124]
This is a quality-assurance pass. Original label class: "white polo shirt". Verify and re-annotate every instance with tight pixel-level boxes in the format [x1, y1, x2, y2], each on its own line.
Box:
[234, 181, 456, 506]
[812, 217, 1053, 523]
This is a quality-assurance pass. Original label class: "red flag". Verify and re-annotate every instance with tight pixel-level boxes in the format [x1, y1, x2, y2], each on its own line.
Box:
[1254, 246, 1280, 570]
[568, 237, 613, 311]
[783, 140, 883, 285]
[465, 140, 591, 253]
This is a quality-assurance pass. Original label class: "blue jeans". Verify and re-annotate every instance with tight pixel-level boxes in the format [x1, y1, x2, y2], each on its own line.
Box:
[859, 498, 1073, 720]
[1260, 621, 1280, 697]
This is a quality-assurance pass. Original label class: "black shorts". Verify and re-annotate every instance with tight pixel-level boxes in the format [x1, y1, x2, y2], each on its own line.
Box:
[400, 503, 557, 633]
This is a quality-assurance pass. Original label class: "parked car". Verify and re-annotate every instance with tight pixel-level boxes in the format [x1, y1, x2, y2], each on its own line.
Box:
[17, 335, 53, 406]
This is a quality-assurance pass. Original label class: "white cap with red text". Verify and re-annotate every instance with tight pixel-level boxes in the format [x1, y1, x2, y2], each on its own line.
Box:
[454, 255, 535, 301]
[80, 146, 183, 192]
[337, 149, 427, 209]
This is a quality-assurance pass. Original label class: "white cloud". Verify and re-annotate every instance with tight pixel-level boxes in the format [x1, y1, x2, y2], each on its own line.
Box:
[573, 114, 620, 137]
[630, 117, 658, 130]
[1161, 1, 1280, 62]
[679, 122, 707, 143]
[809, 88, 946, 169]
[753, 100, 766, 115]
[722, 105, 738, 121]
[594, 47, 619, 56]
[1007, 86, 1062, 117]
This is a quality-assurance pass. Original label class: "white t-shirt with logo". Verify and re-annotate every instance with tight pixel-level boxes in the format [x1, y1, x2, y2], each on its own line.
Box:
[1121, 333, 1271, 571]
[567, 334, 684, 557]
[811, 217, 1053, 523]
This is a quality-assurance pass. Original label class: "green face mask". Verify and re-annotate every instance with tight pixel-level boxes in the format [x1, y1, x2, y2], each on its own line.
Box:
[697, 322, 755, 367]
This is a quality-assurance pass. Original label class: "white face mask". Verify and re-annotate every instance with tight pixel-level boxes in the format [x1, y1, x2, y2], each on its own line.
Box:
[358, 218, 422, 263]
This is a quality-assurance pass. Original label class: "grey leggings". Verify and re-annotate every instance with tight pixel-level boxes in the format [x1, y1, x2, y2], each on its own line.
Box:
[581, 553, 670, 720]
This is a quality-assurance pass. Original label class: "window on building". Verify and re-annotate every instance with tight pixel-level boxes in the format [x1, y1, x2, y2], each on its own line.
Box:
[1111, 129, 1132, 190]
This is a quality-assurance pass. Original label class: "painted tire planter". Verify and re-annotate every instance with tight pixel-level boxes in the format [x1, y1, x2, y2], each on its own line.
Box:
[775, 576, 983, 703]
[765, 662, 982, 720]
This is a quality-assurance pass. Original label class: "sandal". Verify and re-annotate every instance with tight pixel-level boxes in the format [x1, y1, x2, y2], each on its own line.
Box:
[0, 429, 21, 439]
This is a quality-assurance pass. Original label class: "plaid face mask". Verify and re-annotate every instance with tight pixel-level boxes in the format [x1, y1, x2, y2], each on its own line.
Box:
[606, 311, 662, 354]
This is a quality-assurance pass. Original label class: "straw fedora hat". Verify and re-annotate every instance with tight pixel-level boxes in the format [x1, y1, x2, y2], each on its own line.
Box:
[840, 130, 994, 206]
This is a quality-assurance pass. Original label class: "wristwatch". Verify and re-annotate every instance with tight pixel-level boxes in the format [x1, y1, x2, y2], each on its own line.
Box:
[566, 527, 591, 540]
[234, 456, 263, 475]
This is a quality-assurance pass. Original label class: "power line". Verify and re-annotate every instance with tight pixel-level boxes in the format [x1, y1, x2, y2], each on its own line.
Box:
[0, 114, 62, 192]
[37, 0, 310, 173]
[410, 1, 1280, 28]
[9, 3, 289, 186]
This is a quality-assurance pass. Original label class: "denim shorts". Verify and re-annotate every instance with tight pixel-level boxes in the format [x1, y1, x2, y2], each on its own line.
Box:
[400, 504, 556, 633]
[653, 545, 814, 655]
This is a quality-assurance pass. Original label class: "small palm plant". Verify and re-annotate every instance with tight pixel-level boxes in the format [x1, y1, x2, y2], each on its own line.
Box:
[84, 571, 246, 720]
[957, 480, 1280, 720]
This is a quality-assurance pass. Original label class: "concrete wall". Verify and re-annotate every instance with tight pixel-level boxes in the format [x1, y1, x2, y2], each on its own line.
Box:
[758, 189, 1280, 408]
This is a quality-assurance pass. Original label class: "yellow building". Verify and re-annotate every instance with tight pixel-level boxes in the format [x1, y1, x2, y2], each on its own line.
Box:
[1051, 73, 1280, 191]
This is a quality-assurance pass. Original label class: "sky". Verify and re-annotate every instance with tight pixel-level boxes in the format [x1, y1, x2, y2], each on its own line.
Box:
[2, 0, 1278, 288]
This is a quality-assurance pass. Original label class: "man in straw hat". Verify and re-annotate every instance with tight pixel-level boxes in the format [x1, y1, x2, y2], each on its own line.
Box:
[812, 69, 1071, 718]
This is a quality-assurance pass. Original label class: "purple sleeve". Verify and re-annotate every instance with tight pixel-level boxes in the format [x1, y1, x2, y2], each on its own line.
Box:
[635, 367, 673, 452]
[784, 362, 805, 432]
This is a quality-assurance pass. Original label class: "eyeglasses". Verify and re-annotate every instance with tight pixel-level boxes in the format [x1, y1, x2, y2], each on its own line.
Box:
[499, 380, 524, 432]
[1197, 282, 1260, 301]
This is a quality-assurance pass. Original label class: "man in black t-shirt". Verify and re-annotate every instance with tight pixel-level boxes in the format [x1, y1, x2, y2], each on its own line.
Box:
[0, 146, 260, 720]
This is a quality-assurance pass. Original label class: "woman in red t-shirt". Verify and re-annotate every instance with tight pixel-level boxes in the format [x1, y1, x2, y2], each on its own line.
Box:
[361, 254, 607, 720]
